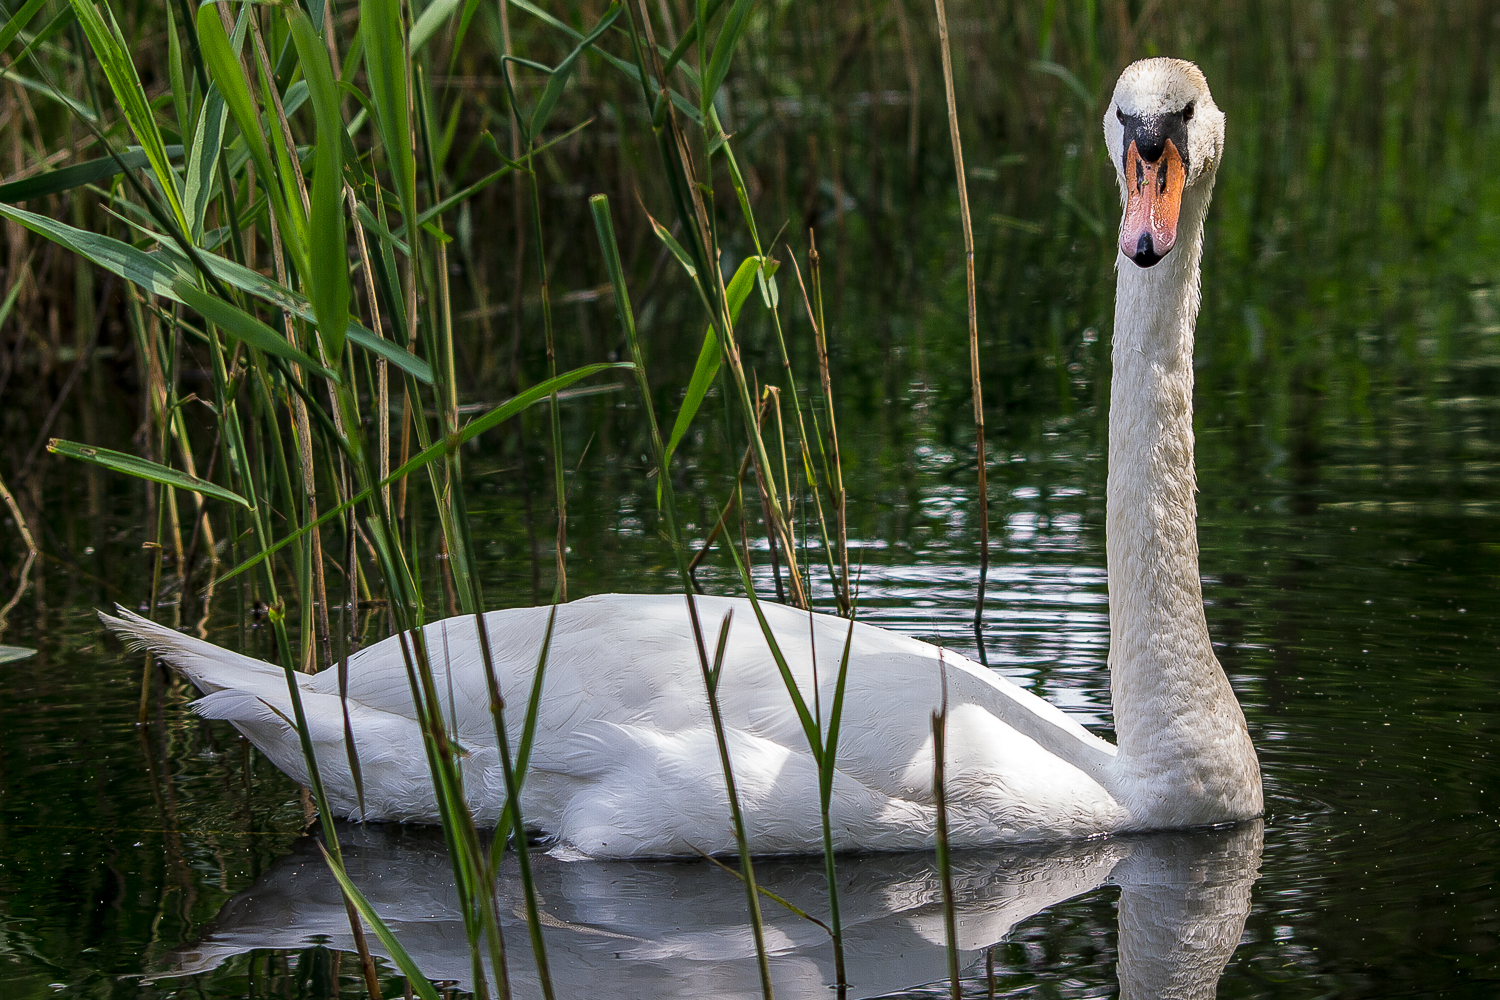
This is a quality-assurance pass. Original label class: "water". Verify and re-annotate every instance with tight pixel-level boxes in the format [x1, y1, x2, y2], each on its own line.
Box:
[4, 4, 1500, 997]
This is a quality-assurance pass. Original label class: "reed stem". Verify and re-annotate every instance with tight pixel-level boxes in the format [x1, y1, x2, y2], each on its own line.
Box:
[931, 0, 991, 663]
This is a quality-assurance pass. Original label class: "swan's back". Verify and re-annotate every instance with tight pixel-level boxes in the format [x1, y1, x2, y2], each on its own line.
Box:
[104, 595, 1126, 856]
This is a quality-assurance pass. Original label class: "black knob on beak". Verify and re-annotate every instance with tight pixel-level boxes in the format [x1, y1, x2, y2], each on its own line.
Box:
[1117, 109, 1191, 173]
[1132, 233, 1162, 267]
[1133, 127, 1166, 164]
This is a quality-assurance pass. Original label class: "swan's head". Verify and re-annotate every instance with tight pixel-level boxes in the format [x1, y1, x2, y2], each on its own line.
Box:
[1103, 58, 1224, 268]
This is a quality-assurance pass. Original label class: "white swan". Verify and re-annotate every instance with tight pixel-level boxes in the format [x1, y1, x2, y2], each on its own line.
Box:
[102, 58, 1260, 858]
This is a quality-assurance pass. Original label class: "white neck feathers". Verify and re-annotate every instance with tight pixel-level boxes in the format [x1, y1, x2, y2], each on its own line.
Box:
[1103, 176, 1262, 829]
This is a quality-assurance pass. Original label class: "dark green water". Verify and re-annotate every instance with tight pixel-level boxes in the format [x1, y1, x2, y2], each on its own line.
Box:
[3, 3, 1500, 997]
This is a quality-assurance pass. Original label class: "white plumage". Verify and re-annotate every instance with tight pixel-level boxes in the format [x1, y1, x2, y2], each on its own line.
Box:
[101, 58, 1261, 859]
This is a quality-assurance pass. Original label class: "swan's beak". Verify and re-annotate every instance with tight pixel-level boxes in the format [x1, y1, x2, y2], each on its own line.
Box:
[1119, 138, 1185, 268]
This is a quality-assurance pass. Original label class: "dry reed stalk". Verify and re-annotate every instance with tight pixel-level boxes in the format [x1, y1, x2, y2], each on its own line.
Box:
[632, 0, 807, 608]
[892, 0, 921, 179]
[931, 0, 990, 661]
[931, 654, 960, 1000]
[262, 161, 328, 673]
[0, 472, 37, 624]
[806, 236, 849, 611]
[348, 186, 392, 513]
[784, 247, 849, 613]
[688, 393, 774, 589]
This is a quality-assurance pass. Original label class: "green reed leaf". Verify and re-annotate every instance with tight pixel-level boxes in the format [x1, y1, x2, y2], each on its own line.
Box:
[184, 85, 228, 242]
[354, 201, 409, 256]
[644, 210, 696, 278]
[415, 119, 590, 231]
[48, 439, 250, 508]
[0, 200, 428, 386]
[0, 0, 50, 52]
[173, 280, 340, 384]
[0, 147, 185, 203]
[0, 68, 97, 121]
[0, 646, 37, 664]
[197, 4, 281, 224]
[409, 0, 462, 53]
[508, 0, 704, 126]
[11, 2, 77, 68]
[212, 362, 633, 586]
[290, 8, 350, 360]
[69, 0, 188, 232]
[165, 1, 190, 144]
[360, 0, 417, 225]
[0, 201, 187, 297]
[663, 255, 768, 469]
[530, 4, 620, 138]
[346, 324, 432, 383]
[1029, 59, 1095, 108]
[702, 0, 755, 105]
[316, 844, 441, 1000]
[661, 0, 726, 75]
[722, 527, 824, 766]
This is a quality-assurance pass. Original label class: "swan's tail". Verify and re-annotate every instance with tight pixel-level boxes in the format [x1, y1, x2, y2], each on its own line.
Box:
[98, 606, 290, 697]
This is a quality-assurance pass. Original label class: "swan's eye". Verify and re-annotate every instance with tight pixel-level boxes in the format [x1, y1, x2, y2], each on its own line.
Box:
[1182, 102, 1195, 122]
[1116, 107, 1126, 123]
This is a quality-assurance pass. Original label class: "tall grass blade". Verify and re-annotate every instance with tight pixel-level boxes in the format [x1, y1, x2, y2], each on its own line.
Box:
[932, 672, 961, 1000]
[359, 0, 417, 225]
[0, 0, 50, 51]
[409, 0, 463, 53]
[290, 8, 350, 359]
[68, 0, 188, 231]
[173, 281, 340, 383]
[0, 148, 176, 203]
[0, 69, 98, 120]
[11, 4, 79, 69]
[47, 439, 250, 508]
[184, 86, 229, 242]
[729, 559, 823, 758]
[660, 0, 726, 75]
[702, 0, 754, 103]
[0, 202, 190, 294]
[502, 0, 709, 124]
[529, 5, 620, 138]
[663, 255, 768, 479]
[196, 4, 289, 244]
[931, 0, 991, 660]
[688, 597, 776, 1000]
[212, 362, 632, 585]
[317, 843, 441, 1000]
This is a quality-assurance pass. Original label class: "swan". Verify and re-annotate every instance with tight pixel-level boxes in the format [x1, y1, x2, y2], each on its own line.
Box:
[102, 57, 1260, 858]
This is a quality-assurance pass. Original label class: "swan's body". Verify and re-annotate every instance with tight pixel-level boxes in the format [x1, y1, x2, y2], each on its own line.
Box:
[102, 58, 1260, 858]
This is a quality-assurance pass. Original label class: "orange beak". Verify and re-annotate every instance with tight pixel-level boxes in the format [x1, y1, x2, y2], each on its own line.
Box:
[1119, 138, 1185, 267]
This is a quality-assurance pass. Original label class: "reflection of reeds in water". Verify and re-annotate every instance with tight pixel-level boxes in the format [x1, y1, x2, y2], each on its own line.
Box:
[150, 820, 1262, 999]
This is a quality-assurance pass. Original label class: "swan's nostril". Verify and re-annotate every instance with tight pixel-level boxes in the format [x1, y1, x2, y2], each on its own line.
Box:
[1133, 233, 1162, 267]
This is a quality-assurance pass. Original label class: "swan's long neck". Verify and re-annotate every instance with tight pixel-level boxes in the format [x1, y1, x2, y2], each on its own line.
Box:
[1103, 175, 1261, 828]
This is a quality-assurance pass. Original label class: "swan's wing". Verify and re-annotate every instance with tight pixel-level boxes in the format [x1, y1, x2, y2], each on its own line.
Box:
[195, 684, 485, 823]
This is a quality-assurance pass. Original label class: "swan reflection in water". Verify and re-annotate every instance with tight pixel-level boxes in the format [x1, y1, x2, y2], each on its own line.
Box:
[159, 820, 1261, 998]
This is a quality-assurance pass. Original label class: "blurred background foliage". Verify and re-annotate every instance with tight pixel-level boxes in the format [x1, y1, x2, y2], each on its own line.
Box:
[1, 0, 1498, 611]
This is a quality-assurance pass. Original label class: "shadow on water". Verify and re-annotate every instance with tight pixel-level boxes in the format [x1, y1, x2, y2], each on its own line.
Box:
[151, 821, 1261, 1000]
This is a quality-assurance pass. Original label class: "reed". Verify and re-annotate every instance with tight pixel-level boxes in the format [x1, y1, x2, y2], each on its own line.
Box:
[930, 0, 990, 664]
[1, 0, 875, 993]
